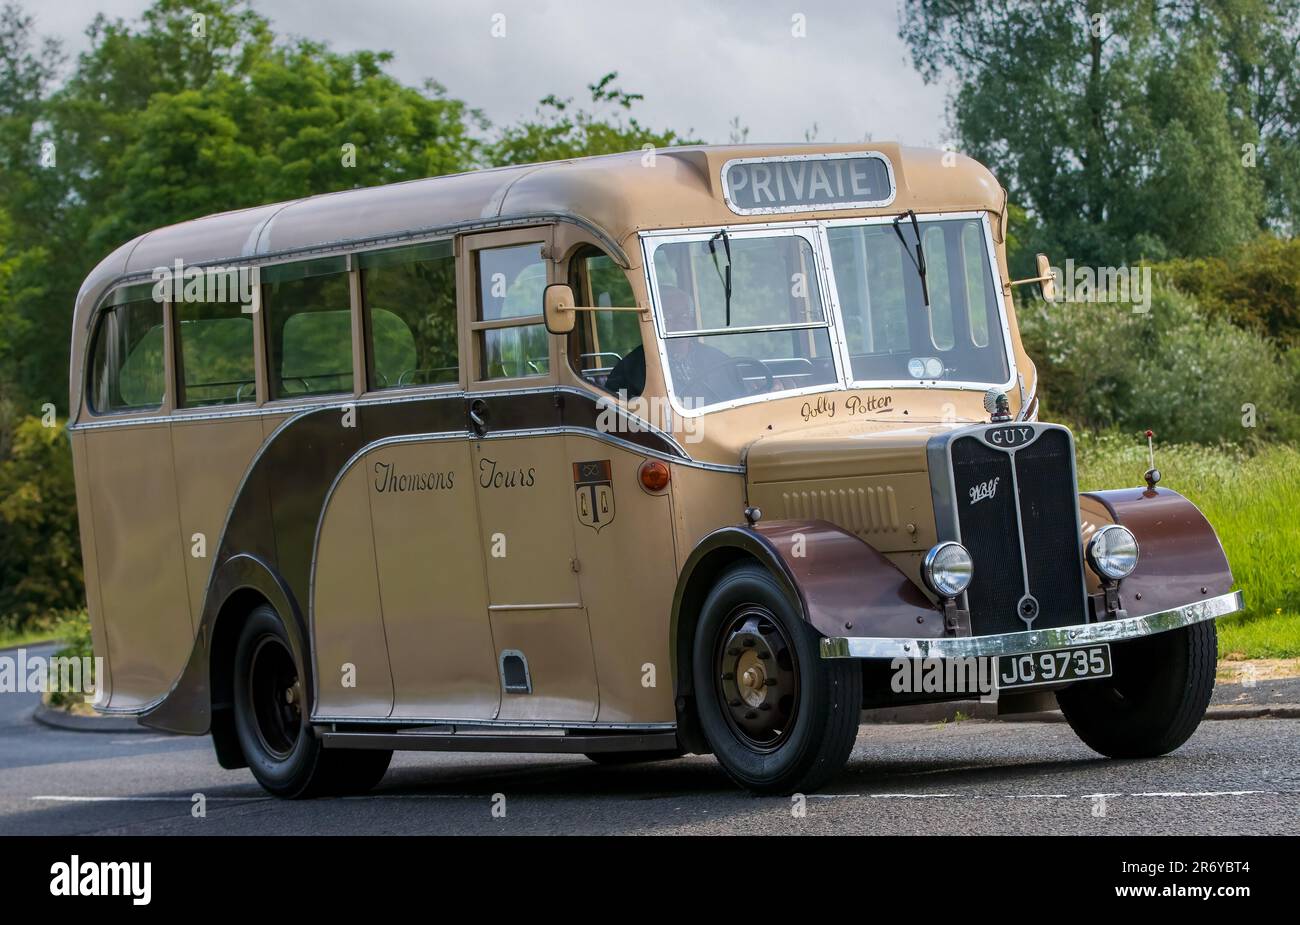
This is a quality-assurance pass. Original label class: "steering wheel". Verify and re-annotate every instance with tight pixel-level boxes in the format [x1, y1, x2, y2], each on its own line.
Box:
[709, 356, 774, 396]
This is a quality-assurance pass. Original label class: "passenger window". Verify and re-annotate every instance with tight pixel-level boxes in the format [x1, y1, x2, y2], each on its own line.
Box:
[475, 243, 549, 380]
[176, 293, 255, 407]
[87, 292, 166, 413]
[568, 248, 643, 396]
[360, 242, 458, 389]
[262, 258, 353, 398]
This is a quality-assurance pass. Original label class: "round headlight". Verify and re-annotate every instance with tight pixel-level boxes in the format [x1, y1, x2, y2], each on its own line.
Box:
[1086, 524, 1139, 580]
[922, 542, 974, 598]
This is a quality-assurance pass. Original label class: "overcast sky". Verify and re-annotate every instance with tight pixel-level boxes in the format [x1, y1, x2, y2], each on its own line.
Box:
[25, 0, 951, 147]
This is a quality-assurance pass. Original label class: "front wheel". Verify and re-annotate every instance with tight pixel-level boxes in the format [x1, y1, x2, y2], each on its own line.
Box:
[692, 563, 861, 794]
[233, 604, 391, 798]
[1056, 620, 1217, 758]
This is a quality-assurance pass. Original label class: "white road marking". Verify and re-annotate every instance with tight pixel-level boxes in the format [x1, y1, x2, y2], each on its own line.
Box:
[802, 789, 1300, 801]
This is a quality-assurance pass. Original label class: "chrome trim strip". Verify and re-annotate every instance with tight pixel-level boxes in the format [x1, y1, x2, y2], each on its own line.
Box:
[311, 715, 677, 732]
[819, 591, 1243, 659]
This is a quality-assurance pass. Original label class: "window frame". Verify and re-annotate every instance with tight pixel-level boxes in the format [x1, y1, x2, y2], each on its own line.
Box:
[640, 223, 845, 417]
[639, 211, 1018, 418]
[822, 211, 1014, 392]
[355, 238, 464, 397]
[170, 270, 261, 412]
[460, 226, 558, 392]
[565, 243, 643, 394]
[84, 284, 174, 419]
[258, 254, 358, 406]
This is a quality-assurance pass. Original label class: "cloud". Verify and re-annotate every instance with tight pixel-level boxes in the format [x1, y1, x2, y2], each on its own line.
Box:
[27, 0, 948, 146]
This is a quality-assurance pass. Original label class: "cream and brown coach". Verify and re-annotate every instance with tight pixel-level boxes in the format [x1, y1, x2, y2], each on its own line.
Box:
[68, 144, 1241, 796]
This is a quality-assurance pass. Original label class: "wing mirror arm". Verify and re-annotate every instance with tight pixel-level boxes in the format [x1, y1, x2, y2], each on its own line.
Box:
[1008, 253, 1058, 302]
[543, 284, 648, 336]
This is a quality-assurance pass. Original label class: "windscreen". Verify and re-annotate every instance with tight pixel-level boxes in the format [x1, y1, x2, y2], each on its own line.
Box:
[649, 232, 838, 408]
[826, 218, 1009, 385]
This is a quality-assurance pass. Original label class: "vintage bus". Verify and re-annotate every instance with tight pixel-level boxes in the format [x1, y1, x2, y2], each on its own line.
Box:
[68, 144, 1241, 796]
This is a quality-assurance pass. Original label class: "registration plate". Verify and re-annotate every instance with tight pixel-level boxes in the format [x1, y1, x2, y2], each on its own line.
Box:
[996, 644, 1112, 690]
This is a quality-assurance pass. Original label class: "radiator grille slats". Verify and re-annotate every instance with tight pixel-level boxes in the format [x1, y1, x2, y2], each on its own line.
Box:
[948, 429, 1086, 635]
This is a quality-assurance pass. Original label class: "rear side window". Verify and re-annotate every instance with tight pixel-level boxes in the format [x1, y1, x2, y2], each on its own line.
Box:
[87, 293, 166, 413]
[176, 296, 256, 407]
[359, 242, 459, 389]
[263, 257, 353, 398]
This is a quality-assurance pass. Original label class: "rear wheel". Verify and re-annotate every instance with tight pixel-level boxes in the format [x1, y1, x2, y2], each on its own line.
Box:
[692, 563, 861, 794]
[233, 604, 391, 798]
[1056, 620, 1216, 758]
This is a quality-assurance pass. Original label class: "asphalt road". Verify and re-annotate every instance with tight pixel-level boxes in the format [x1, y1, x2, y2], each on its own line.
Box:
[2, 647, 1297, 835]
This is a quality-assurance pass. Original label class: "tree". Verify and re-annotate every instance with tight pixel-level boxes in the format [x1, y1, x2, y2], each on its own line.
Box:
[899, 0, 1297, 271]
[488, 72, 698, 166]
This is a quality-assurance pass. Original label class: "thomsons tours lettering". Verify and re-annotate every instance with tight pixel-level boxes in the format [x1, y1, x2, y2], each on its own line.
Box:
[373, 461, 455, 493]
[478, 457, 537, 489]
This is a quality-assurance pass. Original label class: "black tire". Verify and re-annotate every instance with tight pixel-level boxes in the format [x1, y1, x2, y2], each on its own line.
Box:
[232, 604, 391, 798]
[1056, 620, 1216, 758]
[584, 749, 685, 766]
[692, 563, 861, 794]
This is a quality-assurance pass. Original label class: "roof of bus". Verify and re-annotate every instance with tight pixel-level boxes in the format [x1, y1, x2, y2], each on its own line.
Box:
[71, 141, 1003, 342]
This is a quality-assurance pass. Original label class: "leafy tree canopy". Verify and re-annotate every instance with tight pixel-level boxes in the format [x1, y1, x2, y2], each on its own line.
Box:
[900, 0, 1300, 270]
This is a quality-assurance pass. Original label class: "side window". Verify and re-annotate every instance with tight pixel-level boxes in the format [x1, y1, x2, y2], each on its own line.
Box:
[88, 293, 166, 413]
[568, 248, 642, 395]
[474, 243, 549, 380]
[176, 292, 256, 407]
[262, 257, 353, 399]
[360, 241, 458, 390]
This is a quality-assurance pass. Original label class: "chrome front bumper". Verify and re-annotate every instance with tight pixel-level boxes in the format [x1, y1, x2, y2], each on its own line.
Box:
[820, 590, 1243, 660]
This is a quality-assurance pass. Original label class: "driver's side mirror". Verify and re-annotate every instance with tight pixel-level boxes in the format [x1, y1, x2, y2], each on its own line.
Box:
[543, 283, 647, 335]
[543, 284, 577, 335]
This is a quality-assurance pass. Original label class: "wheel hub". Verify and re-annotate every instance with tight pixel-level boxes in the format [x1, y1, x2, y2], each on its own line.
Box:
[715, 607, 799, 750]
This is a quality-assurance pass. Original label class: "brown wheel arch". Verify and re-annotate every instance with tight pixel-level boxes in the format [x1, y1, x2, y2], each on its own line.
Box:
[670, 520, 939, 752]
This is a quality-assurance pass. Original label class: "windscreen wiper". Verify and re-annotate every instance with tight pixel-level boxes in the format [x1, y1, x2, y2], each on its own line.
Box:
[892, 209, 930, 307]
[708, 229, 733, 326]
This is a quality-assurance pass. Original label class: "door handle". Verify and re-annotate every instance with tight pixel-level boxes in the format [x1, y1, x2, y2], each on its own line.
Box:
[469, 398, 490, 436]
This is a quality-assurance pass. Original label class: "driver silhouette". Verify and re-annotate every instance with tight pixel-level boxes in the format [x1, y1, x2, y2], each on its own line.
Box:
[604, 286, 744, 404]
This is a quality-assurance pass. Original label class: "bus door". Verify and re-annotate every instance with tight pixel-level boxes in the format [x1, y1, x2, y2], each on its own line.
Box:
[461, 228, 600, 723]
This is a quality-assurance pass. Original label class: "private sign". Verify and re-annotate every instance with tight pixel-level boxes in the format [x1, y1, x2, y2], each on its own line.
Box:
[722, 152, 895, 214]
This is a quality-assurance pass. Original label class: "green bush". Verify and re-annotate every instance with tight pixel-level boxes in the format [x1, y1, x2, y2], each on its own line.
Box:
[1019, 280, 1297, 443]
[47, 609, 95, 708]
[1153, 236, 1300, 348]
[0, 416, 84, 628]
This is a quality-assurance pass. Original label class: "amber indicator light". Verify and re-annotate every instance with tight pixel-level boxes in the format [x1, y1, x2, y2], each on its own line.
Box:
[639, 460, 670, 492]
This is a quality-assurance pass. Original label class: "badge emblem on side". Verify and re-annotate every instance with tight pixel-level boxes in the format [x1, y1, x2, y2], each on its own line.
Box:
[573, 459, 615, 532]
